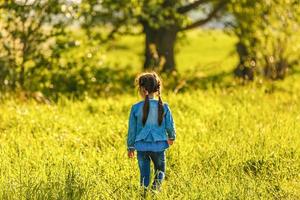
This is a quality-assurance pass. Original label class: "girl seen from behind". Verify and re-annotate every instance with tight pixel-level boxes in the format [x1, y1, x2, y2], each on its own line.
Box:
[126, 72, 176, 194]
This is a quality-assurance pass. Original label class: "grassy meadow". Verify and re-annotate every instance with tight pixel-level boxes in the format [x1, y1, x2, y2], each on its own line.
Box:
[0, 30, 300, 199]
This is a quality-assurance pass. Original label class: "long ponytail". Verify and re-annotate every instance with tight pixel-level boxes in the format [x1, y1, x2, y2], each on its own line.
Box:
[142, 93, 150, 126]
[157, 90, 164, 126]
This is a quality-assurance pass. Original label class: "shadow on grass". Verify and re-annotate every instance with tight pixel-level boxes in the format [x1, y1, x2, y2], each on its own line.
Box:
[163, 70, 234, 94]
[4, 65, 299, 102]
[0, 66, 137, 102]
[45, 66, 137, 101]
[0, 68, 237, 102]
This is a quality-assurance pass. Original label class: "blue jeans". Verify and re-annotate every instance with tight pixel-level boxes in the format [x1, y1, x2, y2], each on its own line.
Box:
[137, 151, 166, 189]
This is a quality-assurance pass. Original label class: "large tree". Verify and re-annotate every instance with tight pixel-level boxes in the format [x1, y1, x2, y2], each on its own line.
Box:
[80, 0, 229, 72]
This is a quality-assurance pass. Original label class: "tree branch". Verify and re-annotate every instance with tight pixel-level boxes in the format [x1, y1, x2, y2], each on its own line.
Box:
[177, 0, 210, 14]
[181, 0, 228, 31]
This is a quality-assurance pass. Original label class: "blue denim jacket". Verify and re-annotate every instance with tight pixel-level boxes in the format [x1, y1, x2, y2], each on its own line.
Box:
[127, 98, 176, 151]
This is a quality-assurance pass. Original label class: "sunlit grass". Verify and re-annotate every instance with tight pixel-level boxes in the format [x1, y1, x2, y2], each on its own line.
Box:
[0, 80, 299, 199]
[0, 29, 299, 199]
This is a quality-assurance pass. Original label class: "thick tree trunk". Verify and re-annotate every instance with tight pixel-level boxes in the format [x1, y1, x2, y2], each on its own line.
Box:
[143, 24, 177, 72]
[234, 42, 255, 80]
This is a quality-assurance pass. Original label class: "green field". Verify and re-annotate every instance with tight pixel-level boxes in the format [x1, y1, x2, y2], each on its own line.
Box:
[0, 30, 300, 199]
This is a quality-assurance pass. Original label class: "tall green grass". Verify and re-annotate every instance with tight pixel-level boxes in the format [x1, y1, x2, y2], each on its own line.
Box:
[0, 30, 299, 199]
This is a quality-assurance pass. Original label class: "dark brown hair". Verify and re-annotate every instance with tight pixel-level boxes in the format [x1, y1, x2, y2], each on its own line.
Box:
[136, 72, 164, 126]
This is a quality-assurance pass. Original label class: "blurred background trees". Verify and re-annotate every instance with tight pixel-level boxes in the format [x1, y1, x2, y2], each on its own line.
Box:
[229, 0, 300, 80]
[0, 0, 299, 98]
[0, 0, 76, 91]
[80, 0, 229, 72]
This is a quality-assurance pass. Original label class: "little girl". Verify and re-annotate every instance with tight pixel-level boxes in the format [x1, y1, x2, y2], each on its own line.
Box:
[126, 72, 176, 191]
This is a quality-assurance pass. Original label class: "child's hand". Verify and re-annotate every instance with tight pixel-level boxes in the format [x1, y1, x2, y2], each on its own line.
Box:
[168, 139, 174, 145]
[128, 150, 135, 158]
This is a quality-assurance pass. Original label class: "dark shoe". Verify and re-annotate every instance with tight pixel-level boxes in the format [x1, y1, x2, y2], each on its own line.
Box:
[151, 183, 161, 193]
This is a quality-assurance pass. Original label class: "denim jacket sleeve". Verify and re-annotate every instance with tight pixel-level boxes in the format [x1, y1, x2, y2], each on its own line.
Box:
[127, 105, 137, 151]
[164, 104, 176, 140]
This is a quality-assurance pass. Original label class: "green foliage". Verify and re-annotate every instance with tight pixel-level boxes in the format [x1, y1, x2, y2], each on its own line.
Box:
[0, 0, 299, 97]
[79, 0, 228, 43]
[0, 0, 76, 90]
[9, 29, 136, 99]
[229, 0, 300, 79]
[80, 0, 185, 33]
[0, 27, 238, 98]
[0, 0, 131, 97]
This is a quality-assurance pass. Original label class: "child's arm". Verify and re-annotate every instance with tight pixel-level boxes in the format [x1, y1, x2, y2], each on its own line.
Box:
[165, 104, 176, 142]
[127, 105, 137, 154]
